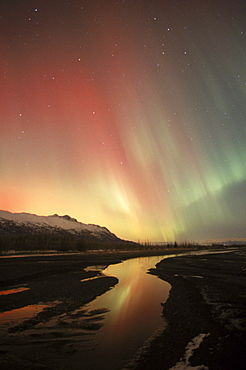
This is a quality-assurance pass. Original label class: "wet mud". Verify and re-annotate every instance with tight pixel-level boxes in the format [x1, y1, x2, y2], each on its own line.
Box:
[0, 253, 120, 369]
[1, 249, 245, 370]
[0, 250, 182, 369]
[135, 248, 246, 370]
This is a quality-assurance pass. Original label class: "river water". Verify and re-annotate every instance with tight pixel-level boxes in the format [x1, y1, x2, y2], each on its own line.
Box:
[79, 255, 171, 370]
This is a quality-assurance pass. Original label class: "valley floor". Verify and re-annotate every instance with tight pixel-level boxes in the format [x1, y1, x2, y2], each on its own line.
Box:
[0, 249, 188, 370]
[0, 248, 245, 369]
[136, 248, 246, 370]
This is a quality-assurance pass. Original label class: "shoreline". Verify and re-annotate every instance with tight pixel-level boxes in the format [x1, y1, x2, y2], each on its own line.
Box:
[0, 248, 192, 370]
[135, 248, 246, 370]
[0, 248, 195, 289]
[1, 248, 245, 369]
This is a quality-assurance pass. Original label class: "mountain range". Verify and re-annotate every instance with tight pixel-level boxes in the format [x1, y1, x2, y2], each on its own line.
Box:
[0, 210, 129, 252]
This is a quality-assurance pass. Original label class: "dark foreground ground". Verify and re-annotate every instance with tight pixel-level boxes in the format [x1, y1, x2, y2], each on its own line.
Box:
[0, 249, 185, 370]
[0, 248, 245, 370]
[136, 248, 246, 370]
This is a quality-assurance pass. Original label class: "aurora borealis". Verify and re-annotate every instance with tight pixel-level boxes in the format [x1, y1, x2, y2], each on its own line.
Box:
[1, 0, 246, 242]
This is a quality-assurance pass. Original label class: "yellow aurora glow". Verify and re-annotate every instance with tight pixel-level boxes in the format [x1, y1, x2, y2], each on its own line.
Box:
[1, 1, 246, 242]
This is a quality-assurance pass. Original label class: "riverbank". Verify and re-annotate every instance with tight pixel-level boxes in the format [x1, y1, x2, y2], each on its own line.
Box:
[2, 248, 245, 370]
[135, 248, 246, 370]
[0, 249, 191, 369]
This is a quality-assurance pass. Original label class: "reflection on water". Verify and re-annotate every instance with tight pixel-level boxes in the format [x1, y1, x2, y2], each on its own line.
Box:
[0, 287, 30, 296]
[0, 304, 48, 325]
[81, 256, 171, 370]
[0, 255, 171, 370]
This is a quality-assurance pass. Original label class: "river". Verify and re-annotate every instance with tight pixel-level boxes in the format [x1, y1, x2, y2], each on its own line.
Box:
[79, 255, 171, 370]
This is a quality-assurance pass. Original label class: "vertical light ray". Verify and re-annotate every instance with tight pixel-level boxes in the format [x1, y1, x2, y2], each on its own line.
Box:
[0, 1, 245, 242]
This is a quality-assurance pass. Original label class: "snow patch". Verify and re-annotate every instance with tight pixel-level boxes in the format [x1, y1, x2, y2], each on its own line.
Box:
[168, 333, 210, 370]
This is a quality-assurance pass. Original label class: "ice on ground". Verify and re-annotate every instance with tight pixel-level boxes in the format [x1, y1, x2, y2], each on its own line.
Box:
[168, 333, 210, 370]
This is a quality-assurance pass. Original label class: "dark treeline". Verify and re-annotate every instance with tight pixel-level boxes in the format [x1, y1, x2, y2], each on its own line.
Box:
[0, 231, 140, 253]
[0, 230, 225, 254]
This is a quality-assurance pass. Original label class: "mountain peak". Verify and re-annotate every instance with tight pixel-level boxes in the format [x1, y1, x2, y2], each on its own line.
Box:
[0, 210, 122, 243]
[51, 214, 78, 223]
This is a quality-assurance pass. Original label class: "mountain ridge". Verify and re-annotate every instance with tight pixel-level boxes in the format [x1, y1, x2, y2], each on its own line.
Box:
[0, 210, 130, 251]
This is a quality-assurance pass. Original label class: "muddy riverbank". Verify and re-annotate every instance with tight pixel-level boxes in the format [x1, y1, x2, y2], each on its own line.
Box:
[0, 249, 188, 369]
[2, 248, 244, 369]
[135, 248, 246, 370]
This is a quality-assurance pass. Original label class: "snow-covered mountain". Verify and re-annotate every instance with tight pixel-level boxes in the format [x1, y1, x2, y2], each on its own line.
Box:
[0, 210, 122, 243]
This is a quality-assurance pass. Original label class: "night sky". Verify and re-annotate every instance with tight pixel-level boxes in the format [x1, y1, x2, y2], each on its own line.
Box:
[1, 0, 246, 243]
